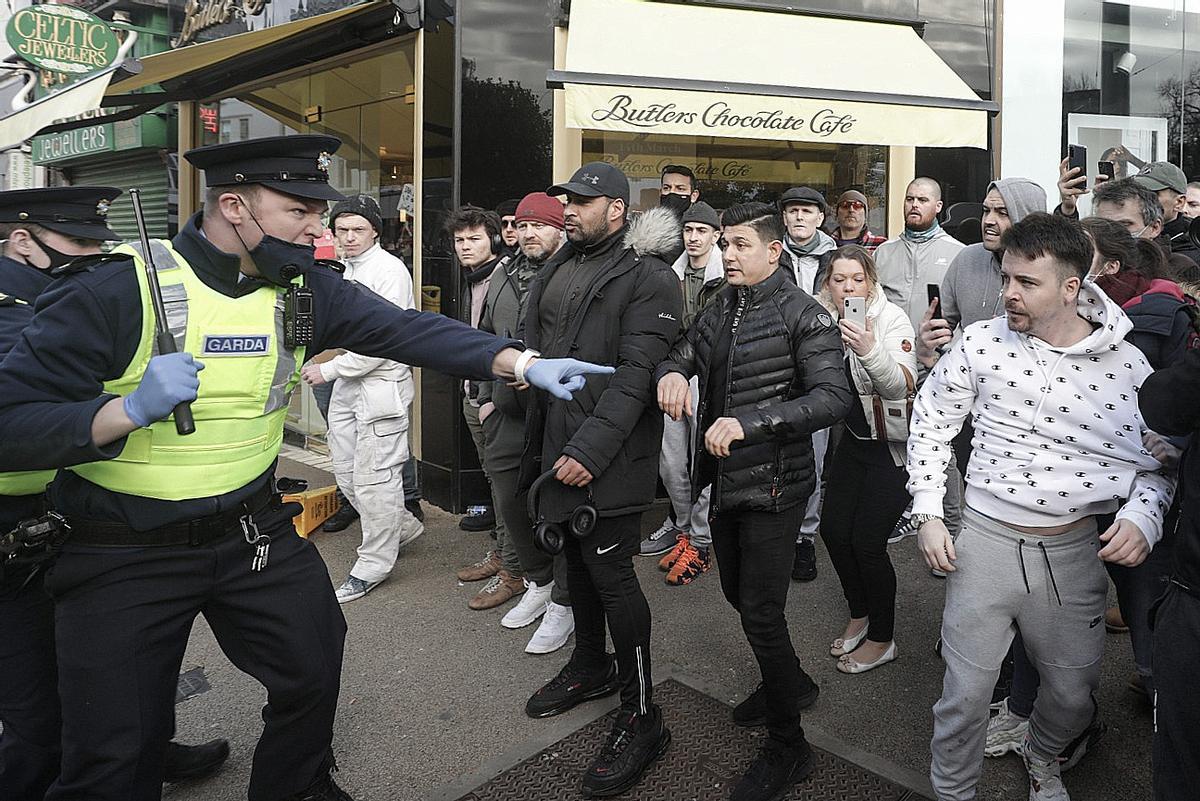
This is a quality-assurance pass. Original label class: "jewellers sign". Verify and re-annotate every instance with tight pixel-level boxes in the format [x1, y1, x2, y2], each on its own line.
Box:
[6, 4, 120, 76]
[565, 84, 986, 149]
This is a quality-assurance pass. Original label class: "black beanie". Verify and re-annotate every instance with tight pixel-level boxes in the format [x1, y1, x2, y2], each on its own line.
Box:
[330, 194, 383, 233]
[495, 198, 520, 217]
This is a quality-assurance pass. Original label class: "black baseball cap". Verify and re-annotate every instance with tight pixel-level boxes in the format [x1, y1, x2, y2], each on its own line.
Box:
[547, 162, 630, 204]
[184, 134, 346, 202]
[0, 186, 122, 240]
[778, 186, 827, 215]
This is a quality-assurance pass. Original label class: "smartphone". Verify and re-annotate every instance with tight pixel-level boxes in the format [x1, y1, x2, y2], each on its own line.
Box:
[843, 296, 866, 328]
[927, 283, 943, 319]
[1098, 160, 1115, 181]
[1067, 144, 1088, 186]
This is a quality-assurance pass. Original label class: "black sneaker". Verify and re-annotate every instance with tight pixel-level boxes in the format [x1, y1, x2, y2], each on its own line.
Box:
[321, 503, 360, 533]
[281, 771, 354, 801]
[732, 675, 819, 727]
[162, 738, 230, 783]
[525, 656, 619, 719]
[580, 705, 672, 797]
[405, 499, 425, 522]
[730, 739, 815, 801]
[1058, 699, 1107, 773]
[791, 540, 816, 582]
[459, 507, 495, 532]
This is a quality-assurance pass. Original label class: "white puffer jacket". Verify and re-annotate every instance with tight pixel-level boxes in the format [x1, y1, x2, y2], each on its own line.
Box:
[820, 285, 917, 465]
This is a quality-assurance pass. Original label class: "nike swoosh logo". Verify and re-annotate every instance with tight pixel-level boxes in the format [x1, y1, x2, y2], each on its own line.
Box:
[596, 543, 619, 555]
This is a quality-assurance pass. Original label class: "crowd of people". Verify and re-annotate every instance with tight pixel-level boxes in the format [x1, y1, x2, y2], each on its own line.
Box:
[4, 137, 1200, 801]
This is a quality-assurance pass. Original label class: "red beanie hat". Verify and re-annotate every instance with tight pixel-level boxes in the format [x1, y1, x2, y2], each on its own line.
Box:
[515, 192, 565, 230]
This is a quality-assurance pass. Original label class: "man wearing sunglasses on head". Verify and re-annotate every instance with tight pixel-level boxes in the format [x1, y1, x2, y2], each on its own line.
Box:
[831, 190, 886, 252]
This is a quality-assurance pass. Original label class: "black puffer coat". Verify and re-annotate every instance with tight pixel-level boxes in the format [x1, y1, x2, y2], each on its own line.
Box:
[517, 208, 683, 520]
[655, 266, 852, 514]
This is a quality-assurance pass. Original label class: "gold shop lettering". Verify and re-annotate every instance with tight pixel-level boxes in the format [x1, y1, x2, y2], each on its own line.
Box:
[176, 0, 267, 47]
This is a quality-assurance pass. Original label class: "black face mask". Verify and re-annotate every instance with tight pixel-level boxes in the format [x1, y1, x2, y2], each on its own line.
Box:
[659, 192, 691, 216]
[28, 231, 78, 271]
[233, 197, 316, 287]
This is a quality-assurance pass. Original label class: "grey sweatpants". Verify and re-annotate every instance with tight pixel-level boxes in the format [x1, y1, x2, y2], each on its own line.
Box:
[658, 376, 711, 548]
[931, 506, 1107, 801]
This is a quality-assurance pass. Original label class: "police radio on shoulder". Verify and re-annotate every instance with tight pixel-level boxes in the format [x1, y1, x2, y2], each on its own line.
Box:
[514, 348, 540, 385]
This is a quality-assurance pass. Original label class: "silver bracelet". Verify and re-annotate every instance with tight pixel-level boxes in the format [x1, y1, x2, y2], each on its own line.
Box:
[514, 349, 540, 385]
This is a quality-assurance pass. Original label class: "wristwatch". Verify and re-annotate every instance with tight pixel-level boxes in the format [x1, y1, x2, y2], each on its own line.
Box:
[910, 513, 942, 528]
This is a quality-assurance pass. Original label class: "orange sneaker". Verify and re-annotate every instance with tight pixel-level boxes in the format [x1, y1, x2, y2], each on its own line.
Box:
[658, 533, 691, 571]
[666, 543, 711, 585]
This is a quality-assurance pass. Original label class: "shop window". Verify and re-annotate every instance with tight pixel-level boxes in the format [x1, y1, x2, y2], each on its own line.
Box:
[582, 131, 888, 234]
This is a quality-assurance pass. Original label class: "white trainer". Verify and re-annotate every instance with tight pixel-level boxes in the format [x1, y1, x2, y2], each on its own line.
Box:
[1025, 740, 1071, 801]
[985, 698, 1029, 758]
[501, 579, 553, 629]
[525, 602, 575, 654]
[396, 513, 424, 551]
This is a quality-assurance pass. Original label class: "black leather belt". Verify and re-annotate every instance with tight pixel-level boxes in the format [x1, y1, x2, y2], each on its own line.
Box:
[65, 484, 276, 548]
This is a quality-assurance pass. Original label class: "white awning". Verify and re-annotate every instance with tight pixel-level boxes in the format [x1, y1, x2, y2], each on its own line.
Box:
[0, 66, 117, 151]
[552, 0, 994, 149]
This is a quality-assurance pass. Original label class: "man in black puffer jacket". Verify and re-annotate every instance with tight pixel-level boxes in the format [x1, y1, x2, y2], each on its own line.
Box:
[518, 163, 682, 798]
[656, 202, 852, 801]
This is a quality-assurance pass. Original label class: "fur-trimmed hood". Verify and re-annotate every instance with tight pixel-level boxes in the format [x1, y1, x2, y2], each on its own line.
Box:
[624, 207, 682, 259]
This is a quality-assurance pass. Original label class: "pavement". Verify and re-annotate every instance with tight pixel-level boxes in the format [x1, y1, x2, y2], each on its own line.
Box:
[164, 457, 1153, 801]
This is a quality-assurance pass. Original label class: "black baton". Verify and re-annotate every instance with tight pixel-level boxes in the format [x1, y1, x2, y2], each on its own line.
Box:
[129, 189, 195, 436]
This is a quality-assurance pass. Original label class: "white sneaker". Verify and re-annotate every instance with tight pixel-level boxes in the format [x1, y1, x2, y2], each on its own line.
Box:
[396, 513, 424, 551]
[525, 602, 575, 654]
[1025, 741, 1071, 801]
[501, 579, 553, 629]
[985, 698, 1029, 758]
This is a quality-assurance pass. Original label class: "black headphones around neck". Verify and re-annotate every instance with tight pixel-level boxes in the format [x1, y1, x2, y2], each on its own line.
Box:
[526, 469, 598, 555]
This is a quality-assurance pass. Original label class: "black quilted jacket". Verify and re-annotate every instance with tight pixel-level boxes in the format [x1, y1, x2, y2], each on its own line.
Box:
[655, 266, 852, 514]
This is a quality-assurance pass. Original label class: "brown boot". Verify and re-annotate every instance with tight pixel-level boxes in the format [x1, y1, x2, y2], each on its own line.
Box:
[457, 550, 502, 582]
[1105, 606, 1129, 634]
[468, 569, 525, 610]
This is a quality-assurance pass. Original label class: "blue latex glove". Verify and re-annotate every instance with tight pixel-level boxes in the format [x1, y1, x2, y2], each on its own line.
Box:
[123, 352, 205, 428]
[525, 357, 615, 401]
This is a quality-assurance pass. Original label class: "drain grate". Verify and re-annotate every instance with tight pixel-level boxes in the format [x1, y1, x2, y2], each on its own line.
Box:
[453, 679, 927, 800]
[175, 666, 211, 704]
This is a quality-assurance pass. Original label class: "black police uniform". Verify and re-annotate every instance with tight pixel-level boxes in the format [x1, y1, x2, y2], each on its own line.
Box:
[0, 140, 519, 801]
[0, 187, 121, 801]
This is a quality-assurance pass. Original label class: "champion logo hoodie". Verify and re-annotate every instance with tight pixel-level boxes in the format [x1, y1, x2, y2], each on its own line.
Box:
[906, 282, 1175, 545]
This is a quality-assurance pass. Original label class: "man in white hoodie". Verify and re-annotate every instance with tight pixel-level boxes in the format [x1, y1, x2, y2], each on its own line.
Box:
[641, 201, 722, 586]
[907, 212, 1174, 801]
[301, 195, 423, 603]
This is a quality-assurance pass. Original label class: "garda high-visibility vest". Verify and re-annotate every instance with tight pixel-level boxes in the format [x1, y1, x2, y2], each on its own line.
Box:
[0, 292, 54, 498]
[70, 241, 306, 501]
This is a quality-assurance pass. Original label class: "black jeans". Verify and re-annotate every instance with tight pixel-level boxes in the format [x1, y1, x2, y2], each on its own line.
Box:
[0, 573, 61, 801]
[43, 502, 347, 801]
[710, 505, 811, 747]
[819, 434, 909, 642]
[562, 513, 653, 714]
[1152, 584, 1200, 801]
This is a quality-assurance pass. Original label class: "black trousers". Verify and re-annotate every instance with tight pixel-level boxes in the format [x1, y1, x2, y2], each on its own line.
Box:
[819, 434, 909, 643]
[43, 503, 347, 801]
[562, 513, 652, 714]
[710, 505, 811, 747]
[1152, 584, 1200, 801]
[0, 573, 61, 801]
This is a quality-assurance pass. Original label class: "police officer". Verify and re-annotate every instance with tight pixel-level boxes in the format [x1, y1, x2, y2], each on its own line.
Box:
[0, 187, 231, 800]
[0, 137, 611, 801]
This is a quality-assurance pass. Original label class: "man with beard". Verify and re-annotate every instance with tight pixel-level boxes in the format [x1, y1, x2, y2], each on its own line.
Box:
[909, 212, 1173, 801]
[874, 177, 965, 334]
[831, 189, 886, 252]
[476, 192, 576, 654]
[520, 162, 681, 797]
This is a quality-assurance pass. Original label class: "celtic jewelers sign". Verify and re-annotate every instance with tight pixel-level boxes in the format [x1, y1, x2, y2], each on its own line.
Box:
[564, 84, 987, 149]
[6, 4, 120, 75]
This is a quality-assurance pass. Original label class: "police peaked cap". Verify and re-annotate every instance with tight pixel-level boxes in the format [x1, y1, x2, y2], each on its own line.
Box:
[0, 186, 123, 241]
[184, 134, 346, 202]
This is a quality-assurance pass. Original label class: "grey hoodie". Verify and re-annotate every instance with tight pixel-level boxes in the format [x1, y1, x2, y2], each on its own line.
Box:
[940, 178, 1047, 331]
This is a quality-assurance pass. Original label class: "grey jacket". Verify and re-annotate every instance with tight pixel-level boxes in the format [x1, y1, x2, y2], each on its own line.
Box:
[941, 178, 1047, 332]
[873, 229, 965, 333]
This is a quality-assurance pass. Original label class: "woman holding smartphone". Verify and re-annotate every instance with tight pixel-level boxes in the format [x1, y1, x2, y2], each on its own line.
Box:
[817, 245, 918, 674]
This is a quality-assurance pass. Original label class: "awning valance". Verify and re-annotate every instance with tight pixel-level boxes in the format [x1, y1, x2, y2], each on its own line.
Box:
[0, 65, 119, 152]
[552, 0, 995, 149]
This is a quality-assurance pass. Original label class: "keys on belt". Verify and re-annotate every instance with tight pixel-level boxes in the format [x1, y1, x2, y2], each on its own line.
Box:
[241, 514, 271, 572]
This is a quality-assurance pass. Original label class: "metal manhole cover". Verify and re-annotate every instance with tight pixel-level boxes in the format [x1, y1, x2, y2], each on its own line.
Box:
[453, 678, 925, 800]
